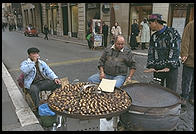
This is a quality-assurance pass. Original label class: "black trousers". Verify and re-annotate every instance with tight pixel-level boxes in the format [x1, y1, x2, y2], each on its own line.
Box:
[103, 34, 108, 48]
[153, 68, 178, 92]
[44, 33, 48, 40]
[181, 65, 194, 100]
[29, 79, 61, 107]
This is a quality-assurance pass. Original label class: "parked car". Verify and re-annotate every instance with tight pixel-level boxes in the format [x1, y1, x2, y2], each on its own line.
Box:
[24, 26, 38, 37]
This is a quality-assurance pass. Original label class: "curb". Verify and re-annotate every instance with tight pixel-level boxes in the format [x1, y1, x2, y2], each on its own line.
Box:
[2, 62, 44, 131]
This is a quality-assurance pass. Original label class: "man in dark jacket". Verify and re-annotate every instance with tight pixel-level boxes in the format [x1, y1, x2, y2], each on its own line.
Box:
[88, 35, 136, 88]
[43, 25, 49, 40]
[102, 21, 109, 48]
[130, 19, 139, 50]
[144, 14, 181, 92]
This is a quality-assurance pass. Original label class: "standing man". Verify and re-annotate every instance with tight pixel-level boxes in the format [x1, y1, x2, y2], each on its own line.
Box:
[180, 20, 194, 107]
[102, 21, 109, 48]
[43, 25, 49, 40]
[130, 19, 139, 50]
[88, 35, 136, 88]
[20, 47, 61, 108]
[144, 14, 181, 92]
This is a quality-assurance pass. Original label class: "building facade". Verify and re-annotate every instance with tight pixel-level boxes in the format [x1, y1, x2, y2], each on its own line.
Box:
[19, 3, 194, 44]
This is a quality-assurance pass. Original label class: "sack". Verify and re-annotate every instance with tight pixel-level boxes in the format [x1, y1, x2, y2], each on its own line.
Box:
[39, 103, 55, 116]
[17, 73, 24, 88]
[136, 35, 141, 43]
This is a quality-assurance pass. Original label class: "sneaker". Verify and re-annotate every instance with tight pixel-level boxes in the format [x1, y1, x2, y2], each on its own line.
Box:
[180, 105, 187, 115]
[189, 99, 194, 106]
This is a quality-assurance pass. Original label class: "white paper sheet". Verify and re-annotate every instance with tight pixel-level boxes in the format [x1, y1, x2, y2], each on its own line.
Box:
[98, 78, 117, 92]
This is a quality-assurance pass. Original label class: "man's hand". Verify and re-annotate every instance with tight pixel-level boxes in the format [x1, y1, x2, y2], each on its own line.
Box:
[144, 68, 156, 73]
[54, 78, 61, 85]
[100, 72, 105, 80]
[181, 56, 187, 63]
[126, 76, 132, 81]
[156, 68, 170, 72]
[32, 56, 38, 62]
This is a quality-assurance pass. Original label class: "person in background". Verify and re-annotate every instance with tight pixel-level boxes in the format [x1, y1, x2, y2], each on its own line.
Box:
[130, 19, 139, 50]
[88, 35, 136, 88]
[102, 21, 109, 48]
[111, 22, 122, 44]
[43, 25, 49, 40]
[20, 47, 61, 108]
[180, 20, 194, 109]
[140, 18, 150, 49]
[144, 14, 181, 92]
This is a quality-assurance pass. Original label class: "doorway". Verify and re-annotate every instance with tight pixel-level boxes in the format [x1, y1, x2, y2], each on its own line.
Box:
[62, 5, 68, 35]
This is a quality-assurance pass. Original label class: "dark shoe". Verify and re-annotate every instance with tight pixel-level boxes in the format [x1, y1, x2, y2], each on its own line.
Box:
[189, 99, 194, 105]
[180, 98, 187, 115]
[106, 117, 112, 121]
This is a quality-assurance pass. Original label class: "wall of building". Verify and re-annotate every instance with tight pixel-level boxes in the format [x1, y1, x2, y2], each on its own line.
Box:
[152, 3, 170, 25]
[78, 3, 86, 40]
[113, 3, 130, 44]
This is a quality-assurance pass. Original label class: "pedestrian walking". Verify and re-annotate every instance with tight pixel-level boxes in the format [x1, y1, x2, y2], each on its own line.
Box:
[140, 18, 150, 49]
[88, 35, 136, 88]
[180, 20, 194, 108]
[144, 14, 181, 92]
[20, 47, 61, 109]
[111, 22, 122, 44]
[130, 19, 139, 50]
[102, 21, 109, 48]
[43, 25, 49, 40]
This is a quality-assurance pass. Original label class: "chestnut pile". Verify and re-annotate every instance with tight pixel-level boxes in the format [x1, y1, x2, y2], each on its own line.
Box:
[48, 82, 131, 116]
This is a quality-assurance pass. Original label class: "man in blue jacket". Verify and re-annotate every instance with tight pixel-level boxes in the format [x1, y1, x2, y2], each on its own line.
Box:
[20, 47, 61, 108]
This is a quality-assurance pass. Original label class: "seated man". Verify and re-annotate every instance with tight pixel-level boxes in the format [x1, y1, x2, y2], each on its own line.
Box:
[88, 35, 136, 88]
[20, 47, 61, 108]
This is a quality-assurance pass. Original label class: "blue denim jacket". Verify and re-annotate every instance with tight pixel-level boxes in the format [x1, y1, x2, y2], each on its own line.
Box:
[20, 58, 58, 89]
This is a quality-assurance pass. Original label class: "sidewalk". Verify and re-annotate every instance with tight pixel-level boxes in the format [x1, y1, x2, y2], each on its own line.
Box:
[2, 63, 44, 131]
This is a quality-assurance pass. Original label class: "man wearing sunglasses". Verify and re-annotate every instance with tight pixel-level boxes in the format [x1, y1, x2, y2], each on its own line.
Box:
[144, 14, 181, 92]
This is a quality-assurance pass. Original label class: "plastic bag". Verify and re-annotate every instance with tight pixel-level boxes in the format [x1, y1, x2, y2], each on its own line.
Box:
[39, 103, 55, 116]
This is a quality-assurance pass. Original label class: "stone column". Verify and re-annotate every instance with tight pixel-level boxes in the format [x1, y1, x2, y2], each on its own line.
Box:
[34, 4, 41, 33]
[77, 3, 86, 40]
[41, 3, 47, 27]
[57, 3, 63, 36]
[112, 3, 130, 44]
[21, 3, 26, 28]
[67, 3, 72, 37]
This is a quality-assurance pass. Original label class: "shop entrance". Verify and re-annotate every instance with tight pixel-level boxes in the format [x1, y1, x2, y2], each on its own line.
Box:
[62, 5, 68, 35]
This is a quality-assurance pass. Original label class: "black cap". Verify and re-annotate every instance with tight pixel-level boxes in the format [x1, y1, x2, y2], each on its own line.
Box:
[27, 47, 40, 55]
[148, 14, 166, 23]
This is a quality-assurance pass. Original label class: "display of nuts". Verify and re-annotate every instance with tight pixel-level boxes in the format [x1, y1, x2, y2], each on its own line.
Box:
[48, 82, 131, 116]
